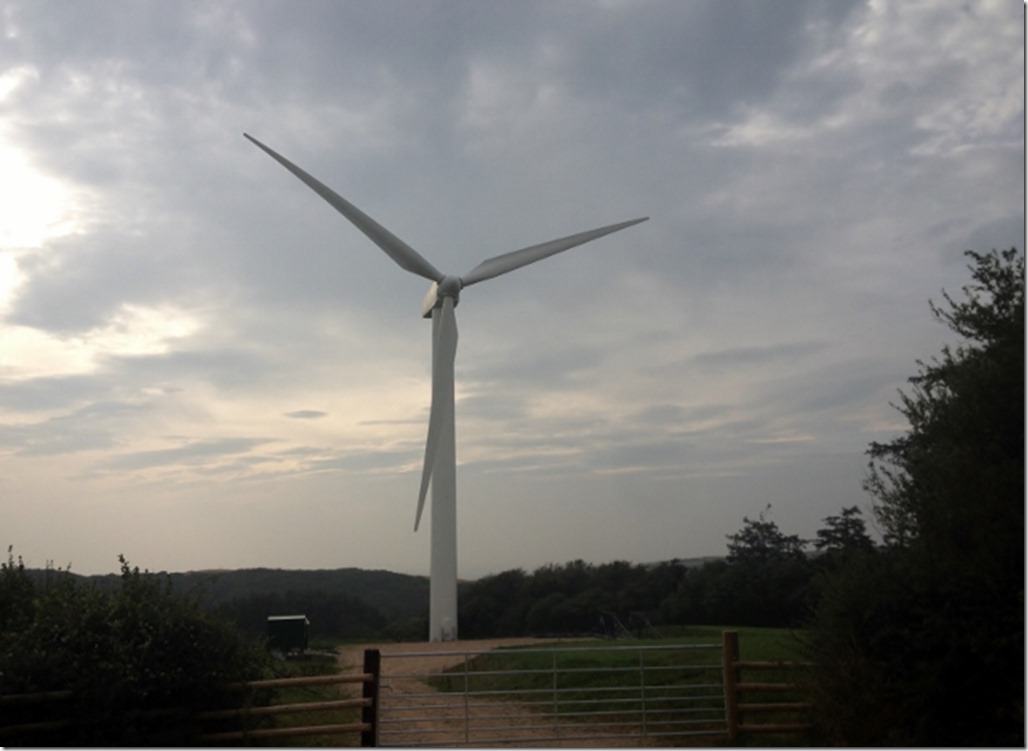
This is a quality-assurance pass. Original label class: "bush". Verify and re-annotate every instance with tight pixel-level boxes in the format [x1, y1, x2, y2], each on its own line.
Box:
[0, 552, 270, 745]
[806, 249, 1024, 746]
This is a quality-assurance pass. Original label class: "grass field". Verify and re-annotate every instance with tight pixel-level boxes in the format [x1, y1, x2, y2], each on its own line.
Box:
[653, 624, 807, 659]
[426, 626, 810, 746]
[240, 651, 363, 748]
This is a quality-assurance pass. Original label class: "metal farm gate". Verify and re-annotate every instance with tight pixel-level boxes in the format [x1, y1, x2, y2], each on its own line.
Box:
[375, 642, 727, 747]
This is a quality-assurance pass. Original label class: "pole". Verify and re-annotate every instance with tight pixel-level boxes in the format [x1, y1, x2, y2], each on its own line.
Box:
[722, 630, 740, 742]
[361, 649, 380, 747]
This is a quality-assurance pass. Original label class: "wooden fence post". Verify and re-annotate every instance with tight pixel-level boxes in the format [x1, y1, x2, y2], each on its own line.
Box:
[361, 649, 381, 747]
[722, 630, 740, 743]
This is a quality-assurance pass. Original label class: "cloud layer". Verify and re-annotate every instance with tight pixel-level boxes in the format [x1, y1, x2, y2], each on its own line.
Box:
[0, 0, 1022, 577]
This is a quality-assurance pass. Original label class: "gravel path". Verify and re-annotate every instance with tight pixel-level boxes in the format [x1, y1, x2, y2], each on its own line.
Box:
[337, 638, 650, 747]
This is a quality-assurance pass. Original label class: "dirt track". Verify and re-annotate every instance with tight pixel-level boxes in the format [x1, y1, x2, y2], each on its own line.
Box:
[337, 638, 650, 747]
[338, 637, 560, 675]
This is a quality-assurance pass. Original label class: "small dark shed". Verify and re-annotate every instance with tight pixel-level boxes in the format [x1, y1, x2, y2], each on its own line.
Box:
[266, 614, 309, 654]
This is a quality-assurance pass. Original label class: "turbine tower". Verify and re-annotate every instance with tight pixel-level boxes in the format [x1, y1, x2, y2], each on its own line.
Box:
[245, 133, 647, 641]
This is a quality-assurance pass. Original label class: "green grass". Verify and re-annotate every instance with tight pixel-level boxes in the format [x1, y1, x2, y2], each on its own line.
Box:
[428, 627, 809, 746]
[659, 624, 807, 660]
[431, 634, 725, 737]
[231, 651, 362, 748]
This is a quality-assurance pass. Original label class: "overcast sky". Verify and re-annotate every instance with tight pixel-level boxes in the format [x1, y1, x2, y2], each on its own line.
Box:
[0, 1, 1022, 579]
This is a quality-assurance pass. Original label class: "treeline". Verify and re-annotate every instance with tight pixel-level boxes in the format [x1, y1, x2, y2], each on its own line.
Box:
[166, 506, 867, 642]
[458, 505, 872, 638]
[106, 507, 868, 641]
[42, 520, 865, 642]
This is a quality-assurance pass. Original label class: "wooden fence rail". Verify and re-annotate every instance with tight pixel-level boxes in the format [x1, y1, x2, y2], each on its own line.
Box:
[721, 630, 813, 741]
[197, 670, 378, 744]
[0, 649, 382, 747]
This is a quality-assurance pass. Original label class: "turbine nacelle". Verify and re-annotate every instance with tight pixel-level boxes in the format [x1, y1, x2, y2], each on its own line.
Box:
[421, 275, 463, 318]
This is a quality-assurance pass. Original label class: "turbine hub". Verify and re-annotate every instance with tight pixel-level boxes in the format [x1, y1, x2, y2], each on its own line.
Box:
[421, 275, 463, 318]
[439, 275, 462, 300]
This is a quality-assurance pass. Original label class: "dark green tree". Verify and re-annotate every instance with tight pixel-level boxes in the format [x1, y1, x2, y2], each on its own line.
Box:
[459, 568, 530, 637]
[726, 505, 807, 563]
[813, 505, 874, 556]
[808, 248, 1024, 746]
[660, 509, 812, 627]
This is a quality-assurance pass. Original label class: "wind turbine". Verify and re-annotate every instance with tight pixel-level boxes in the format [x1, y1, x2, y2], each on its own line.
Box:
[244, 133, 647, 641]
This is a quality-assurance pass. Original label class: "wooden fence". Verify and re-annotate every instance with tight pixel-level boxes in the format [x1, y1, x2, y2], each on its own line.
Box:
[721, 629, 813, 741]
[3, 636, 816, 745]
[0, 650, 382, 747]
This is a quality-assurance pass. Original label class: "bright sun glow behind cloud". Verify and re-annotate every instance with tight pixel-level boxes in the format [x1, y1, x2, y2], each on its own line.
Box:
[0, 251, 17, 313]
[0, 66, 90, 251]
[0, 304, 201, 382]
[0, 141, 88, 249]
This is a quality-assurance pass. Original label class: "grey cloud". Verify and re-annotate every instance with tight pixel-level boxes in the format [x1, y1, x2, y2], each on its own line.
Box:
[629, 403, 736, 429]
[458, 398, 752, 477]
[0, 375, 111, 411]
[688, 341, 827, 371]
[4, 3, 214, 70]
[300, 449, 419, 475]
[0, 426, 113, 457]
[458, 405, 792, 480]
[10, 234, 202, 335]
[585, 438, 689, 474]
[235, 443, 422, 478]
[100, 437, 275, 471]
[359, 416, 428, 427]
[463, 451, 582, 477]
[747, 358, 911, 422]
[0, 401, 153, 456]
[581, 420, 815, 478]
[105, 349, 283, 392]
[284, 410, 327, 420]
[457, 392, 530, 423]
[463, 343, 603, 390]
[555, 0, 865, 118]
[962, 215, 1024, 257]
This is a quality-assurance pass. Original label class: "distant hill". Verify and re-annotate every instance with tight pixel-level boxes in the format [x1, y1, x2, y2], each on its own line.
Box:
[29, 558, 724, 632]
[22, 557, 739, 641]
[175, 567, 431, 620]
[60, 567, 429, 621]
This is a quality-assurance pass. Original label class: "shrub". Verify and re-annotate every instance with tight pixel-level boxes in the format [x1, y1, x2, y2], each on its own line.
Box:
[806, 249, 1024, 745]
[0, 552, 269, 745]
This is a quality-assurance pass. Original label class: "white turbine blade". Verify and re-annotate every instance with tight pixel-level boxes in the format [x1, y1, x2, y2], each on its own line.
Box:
[415, 296, 458, 531]
[244, 133, 444, 283]
[460, 217, 648, 287]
